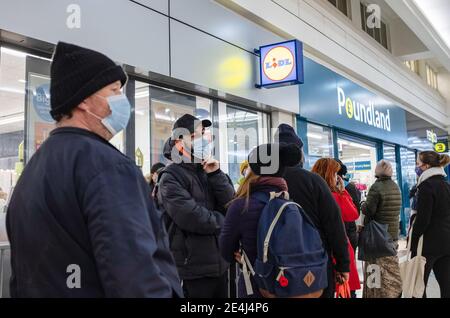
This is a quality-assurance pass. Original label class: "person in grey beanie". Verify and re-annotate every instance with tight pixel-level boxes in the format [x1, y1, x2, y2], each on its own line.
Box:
[6, 42, 182, 298]
[361, 159, 402, 298]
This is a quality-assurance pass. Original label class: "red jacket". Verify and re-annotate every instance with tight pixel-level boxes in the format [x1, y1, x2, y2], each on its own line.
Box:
[332, 190, 361, 291]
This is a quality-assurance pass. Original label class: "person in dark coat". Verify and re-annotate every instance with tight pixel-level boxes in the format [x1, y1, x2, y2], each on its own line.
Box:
[158, 114, 235, 298]
[336, 159, 360, 251]
[220, 143, 314, 298]
[412, 151, 450, 298]
[149, 162, 166, 196]
[275, 124, 350, 298]
[6, 42, 182, 298]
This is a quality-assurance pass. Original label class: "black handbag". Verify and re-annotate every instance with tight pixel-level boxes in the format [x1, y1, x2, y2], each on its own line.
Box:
[357, 219, 397, 261]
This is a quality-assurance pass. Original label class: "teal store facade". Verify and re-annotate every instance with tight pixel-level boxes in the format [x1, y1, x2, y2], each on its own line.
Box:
[297, 57, 418, 236]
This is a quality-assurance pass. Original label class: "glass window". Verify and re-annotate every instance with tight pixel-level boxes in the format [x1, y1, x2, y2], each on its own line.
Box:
[304, 123, 333, 170]
[134, 82, 212, 176]
[360, 3, 367, 32]
[400, 148, 417, 231]
[380, 21, 388, 50]
[361, 2, 389, 50]
[383, 144, 398, 183]
[338, 135, 378, 200]
[404, 60, 419, 75]
[426, 64, 438, 90]
[0, 47, 26, 203]
[218, 102, 269, 186]
[328, 0, 349, 17]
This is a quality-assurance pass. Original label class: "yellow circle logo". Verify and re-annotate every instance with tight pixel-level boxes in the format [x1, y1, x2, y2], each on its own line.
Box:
[435, 143, 447, 153]
[346, 98, 354, 119]
[263, 46, 295, 82]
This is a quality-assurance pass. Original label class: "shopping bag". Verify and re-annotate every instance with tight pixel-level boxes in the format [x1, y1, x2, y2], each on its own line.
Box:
[335, 281, 351, 299]
[357, 219, 397, 261]
[400, 224, 426, 298]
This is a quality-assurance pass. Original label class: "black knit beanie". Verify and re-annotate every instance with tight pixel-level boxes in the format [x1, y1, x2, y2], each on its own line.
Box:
[275, 124, 304, 149]
[50, 42, 127, 120]
[248, 143, 302, 177]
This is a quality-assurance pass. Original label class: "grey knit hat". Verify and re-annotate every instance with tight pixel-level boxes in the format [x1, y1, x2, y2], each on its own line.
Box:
[375, 160, 393, 178]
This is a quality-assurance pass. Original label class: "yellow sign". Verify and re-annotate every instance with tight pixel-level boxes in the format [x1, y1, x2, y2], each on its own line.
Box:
[135, 148, 144, 168]
[435, 142, 447, 153]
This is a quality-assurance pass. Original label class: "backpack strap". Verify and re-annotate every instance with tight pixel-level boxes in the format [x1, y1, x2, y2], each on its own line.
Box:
[240, 250, 256, 296]
[262, 201, 293, 263]
[261, 199, 317, 264]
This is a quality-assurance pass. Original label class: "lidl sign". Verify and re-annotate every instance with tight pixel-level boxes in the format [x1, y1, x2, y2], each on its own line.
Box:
[258, 40, 304, 88]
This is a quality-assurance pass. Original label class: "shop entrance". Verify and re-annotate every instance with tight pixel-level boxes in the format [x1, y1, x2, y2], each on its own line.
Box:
[338, 135, 378, 200]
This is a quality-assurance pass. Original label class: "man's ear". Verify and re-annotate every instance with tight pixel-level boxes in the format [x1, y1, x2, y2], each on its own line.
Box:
[78, 99, 89, 111]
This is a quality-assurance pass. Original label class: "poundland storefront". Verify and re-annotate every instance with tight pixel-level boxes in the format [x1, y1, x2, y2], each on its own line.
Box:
[298, 57, 416, 236]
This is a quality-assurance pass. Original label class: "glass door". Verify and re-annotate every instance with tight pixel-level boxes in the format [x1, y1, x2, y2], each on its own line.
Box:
[338, 134, 378, 200]
[400, 148, 417, 235]
[218, 102, 269, 187]
[24, 55, 53, 163]
[383, 144, 398, 183]
[133, 81, 212, 176]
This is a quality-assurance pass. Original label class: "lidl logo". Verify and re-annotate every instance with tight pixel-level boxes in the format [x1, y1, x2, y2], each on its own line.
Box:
[258, 40, 304, 88]
[263, 46, 294, 81]
[337, 87, 391, 132]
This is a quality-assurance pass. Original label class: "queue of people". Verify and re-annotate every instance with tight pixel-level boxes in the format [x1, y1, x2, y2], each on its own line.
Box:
[4, 41, 450, 299]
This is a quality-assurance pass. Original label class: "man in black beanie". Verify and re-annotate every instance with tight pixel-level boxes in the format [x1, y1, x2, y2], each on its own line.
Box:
[275, 124, 350, 298]
[6, 42, 182, 298]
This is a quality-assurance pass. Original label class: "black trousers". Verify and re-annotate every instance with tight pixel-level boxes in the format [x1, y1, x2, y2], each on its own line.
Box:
[183, 272, 228, 298]
[321, 258, 335, 298]
[423, 255, 450, 298]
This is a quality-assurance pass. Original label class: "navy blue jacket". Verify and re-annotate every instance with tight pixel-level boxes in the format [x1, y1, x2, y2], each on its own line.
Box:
[6, 127, 182, 298]
[220, 183, 284, 298]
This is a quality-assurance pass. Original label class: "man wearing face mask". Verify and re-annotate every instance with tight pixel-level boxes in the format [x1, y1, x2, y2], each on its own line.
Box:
[157, 114, 235, 298]
[6, 42, 182, 298]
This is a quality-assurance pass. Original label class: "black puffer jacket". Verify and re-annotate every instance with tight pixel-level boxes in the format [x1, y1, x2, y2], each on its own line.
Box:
[158, 162, 235, 280]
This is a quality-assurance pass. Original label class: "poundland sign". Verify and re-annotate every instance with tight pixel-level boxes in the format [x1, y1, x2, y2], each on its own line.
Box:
[300, 58, 408, 146]
[338, 87, 391, 132]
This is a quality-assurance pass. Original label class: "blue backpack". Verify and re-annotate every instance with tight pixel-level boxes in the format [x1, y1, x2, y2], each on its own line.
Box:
[241, 191, 328, 297]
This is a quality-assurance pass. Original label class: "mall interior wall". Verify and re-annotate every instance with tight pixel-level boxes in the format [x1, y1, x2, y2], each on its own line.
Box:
[219, 0, 450, 132]
[0, 0, 299, 115]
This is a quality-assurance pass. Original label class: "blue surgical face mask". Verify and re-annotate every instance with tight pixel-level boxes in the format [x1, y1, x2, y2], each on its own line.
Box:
[192, 137, 212, 161]
[88, 94, 131, 136]
[415, 166, 424, 177]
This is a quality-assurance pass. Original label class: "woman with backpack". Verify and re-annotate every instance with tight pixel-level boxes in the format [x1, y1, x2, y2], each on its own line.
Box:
[219, 143, 327, 298]
[412, 151, 450, 298]
[311, 158, 361, 297]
